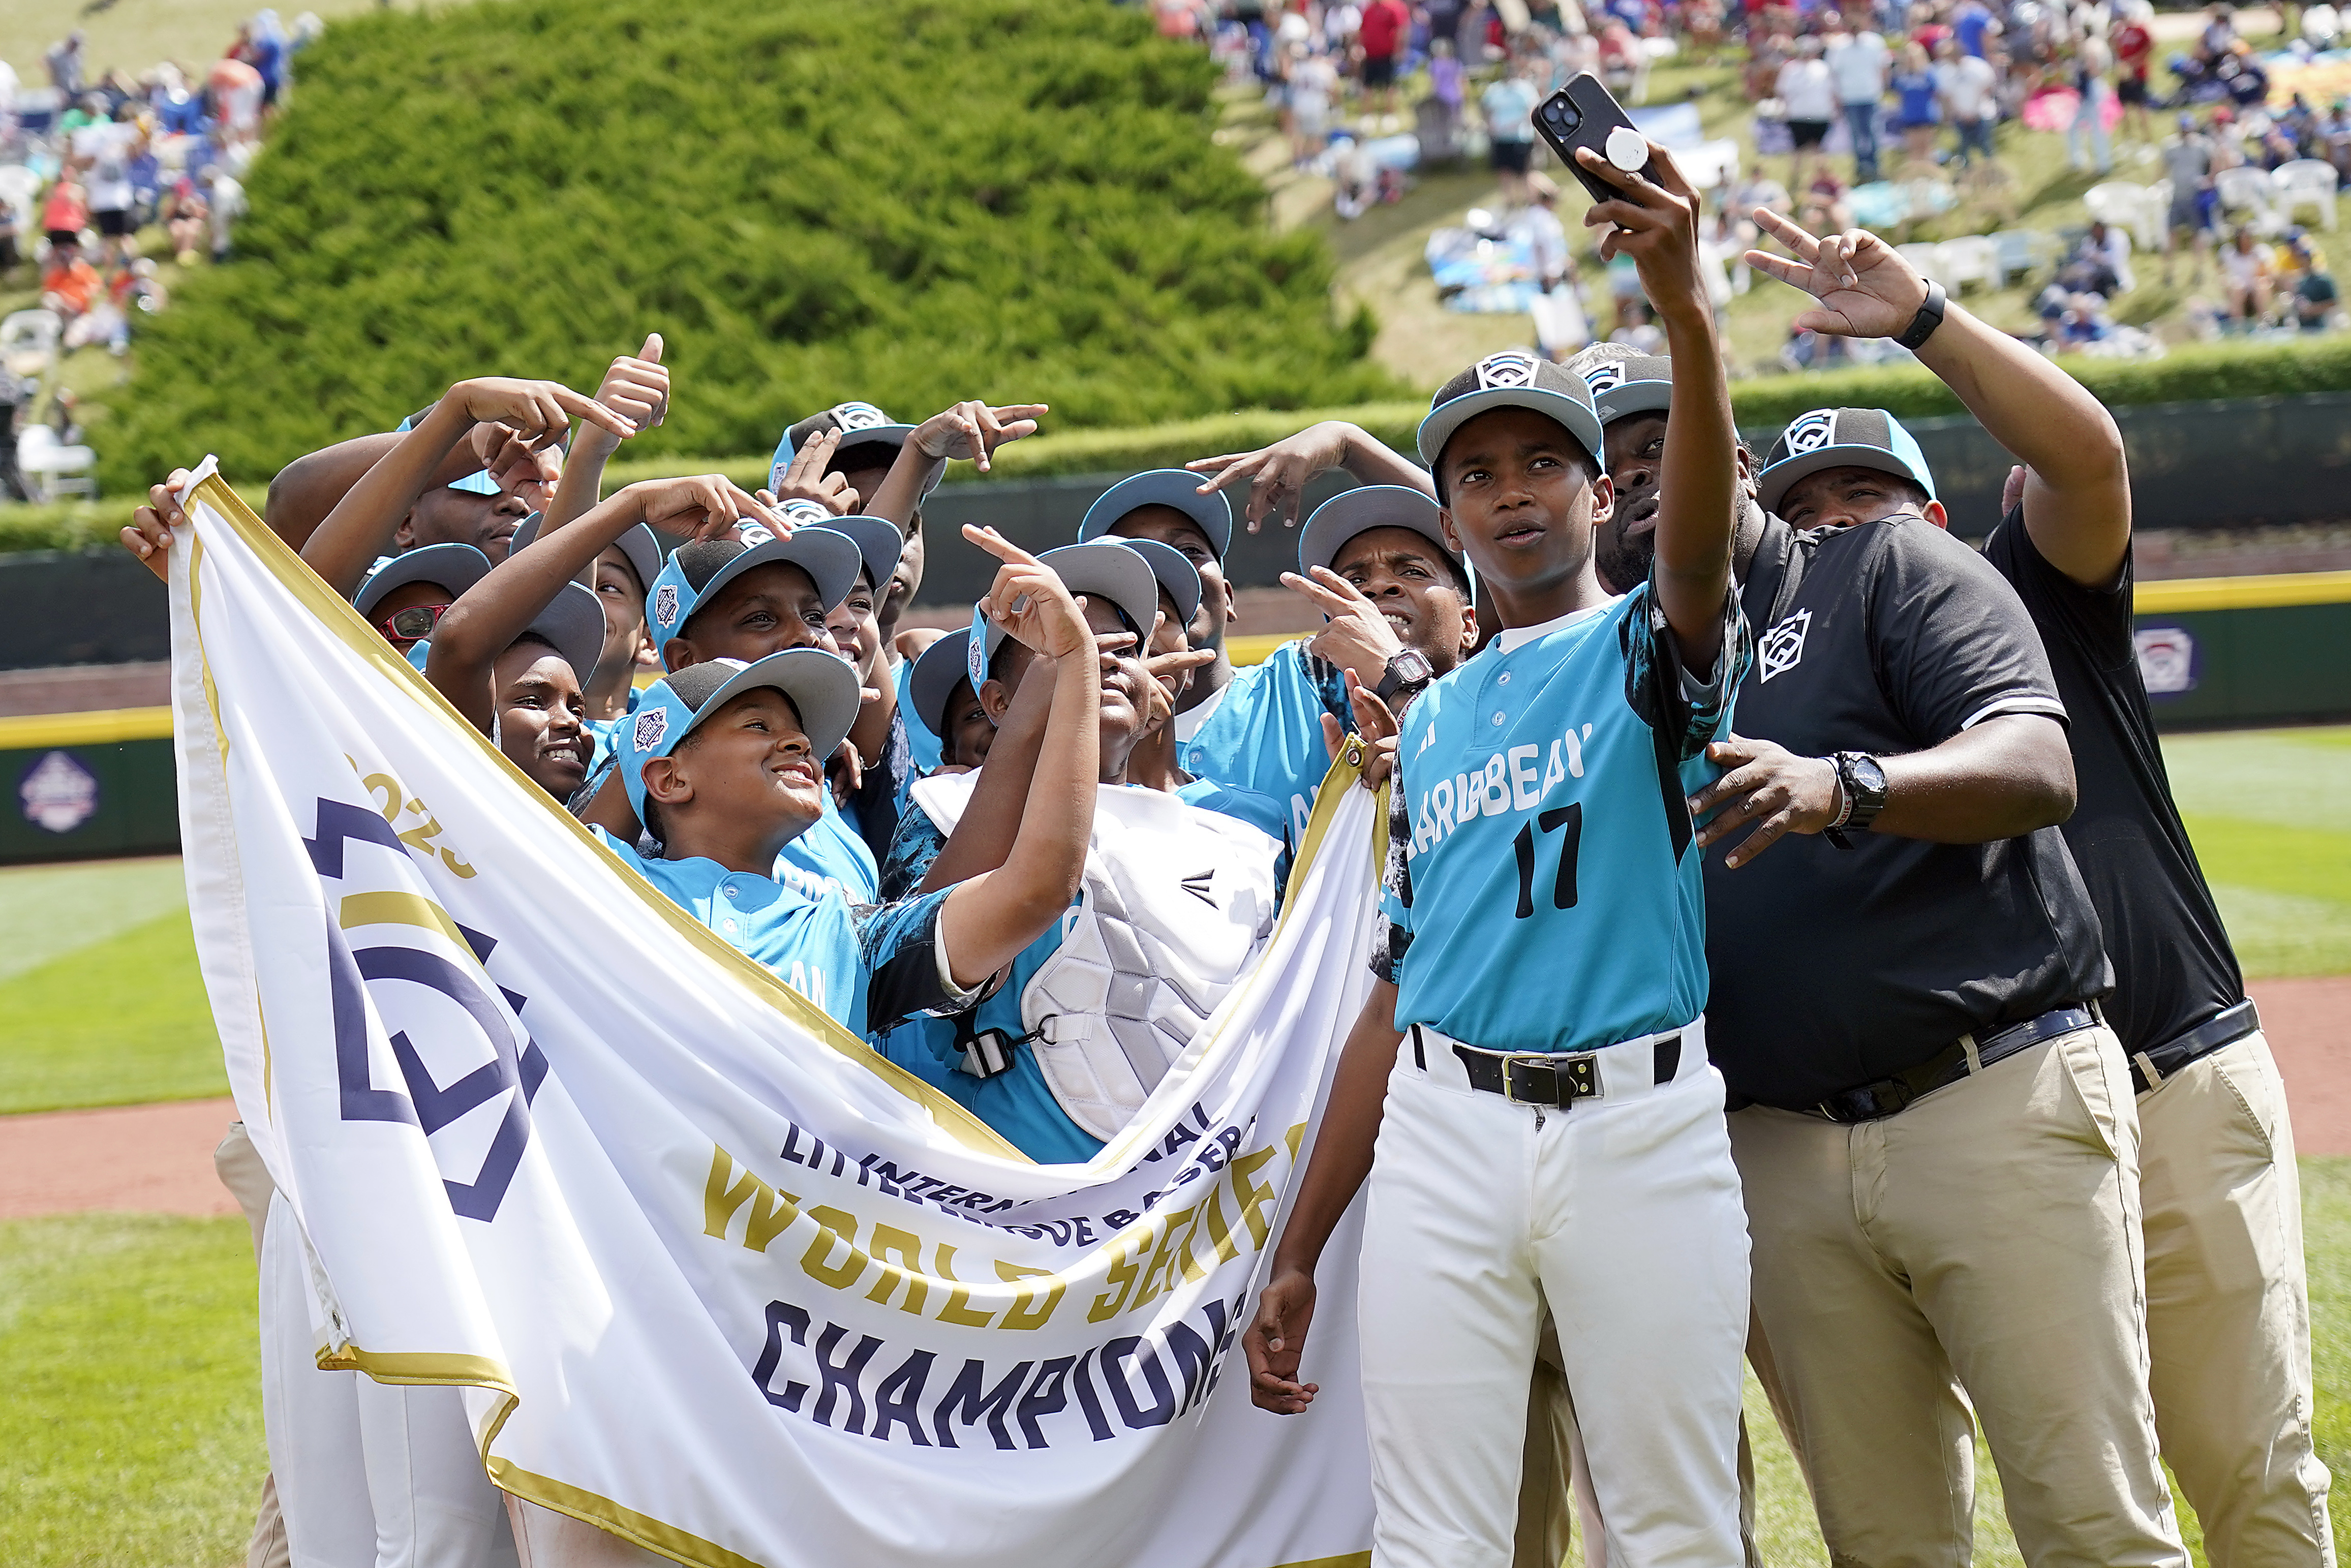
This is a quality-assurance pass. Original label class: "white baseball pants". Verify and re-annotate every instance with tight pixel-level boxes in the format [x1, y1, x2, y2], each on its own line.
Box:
[259, 1190, 517, 1568]
[1356, 1024, 1751, 1568]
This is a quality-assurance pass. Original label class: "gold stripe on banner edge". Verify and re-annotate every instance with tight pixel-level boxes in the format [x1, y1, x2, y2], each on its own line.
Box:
[2133, 567, 2351, 614]
[185, 473, 1026, 1163]
[1089, 737, 1366, 1170]
[313, 1344, 754, 1568]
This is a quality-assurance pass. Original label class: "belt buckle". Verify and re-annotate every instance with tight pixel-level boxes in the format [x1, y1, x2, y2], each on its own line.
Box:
[1502, 1052, 1598, 1105]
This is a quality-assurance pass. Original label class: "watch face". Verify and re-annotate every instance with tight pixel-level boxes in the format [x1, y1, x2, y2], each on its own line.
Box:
[1853, 755, 1888, 796]
[1392, 651, 1432, 683]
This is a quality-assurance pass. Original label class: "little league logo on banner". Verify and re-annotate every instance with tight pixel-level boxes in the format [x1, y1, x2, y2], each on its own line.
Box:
[164, 461, 1382, 1568]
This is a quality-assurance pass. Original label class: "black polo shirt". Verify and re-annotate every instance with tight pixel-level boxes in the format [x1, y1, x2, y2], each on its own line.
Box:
[1981, 509, 2244, 1057]
[1703, 512, 2111, 1110]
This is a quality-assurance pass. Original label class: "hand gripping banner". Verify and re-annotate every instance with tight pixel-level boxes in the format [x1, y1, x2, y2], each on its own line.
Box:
[165, 462, 1385, 1568]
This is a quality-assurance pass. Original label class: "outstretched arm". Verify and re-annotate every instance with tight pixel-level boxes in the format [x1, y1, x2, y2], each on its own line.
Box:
[534, 335, 671, 542]
[864, 401, 1050, 533]
[1245, 980, 1402, 1413]
[936, 529, 1101, 987]
[265, 432, 482, 554]
[1746, 210, 2129, 585]
[1580, 140, 1736, 671]
[300, 378, 636, 597]
[426, 475, 770, 734]
[1688, 713, 2077, 868]
[1186, 421, 1435, 534]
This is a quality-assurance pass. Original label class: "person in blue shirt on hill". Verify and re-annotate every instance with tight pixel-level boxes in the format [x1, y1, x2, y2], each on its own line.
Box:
[602, 525, 1105, 1037]
[1243, 141, 1756, 1568]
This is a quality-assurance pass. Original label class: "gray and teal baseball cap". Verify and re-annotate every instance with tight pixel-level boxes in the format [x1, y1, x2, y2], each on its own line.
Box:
[1573, 350, 1676, 426]
[774, 499, 902, 594]
[1755, 408, 1940, 516]
[1110, 536, 1202, 628]
[1417, 351, 1606, 476]
[769, 401, 915, 490]
[516, 579, 608, 687]
[908, 622, 1003, 743]
[1077, 470, 1235, 562]
[644, 530, 864, 664]
[617, 650, 861, 828]
[510, 511, 664, 598]
[1297, 485, 1456, 579]
[352, 543, 492, 619]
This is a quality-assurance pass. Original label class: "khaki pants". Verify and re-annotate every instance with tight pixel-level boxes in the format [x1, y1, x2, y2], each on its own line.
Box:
[2138, 1033, 2334, 1566]
[1732, 1026, 2187, 1568]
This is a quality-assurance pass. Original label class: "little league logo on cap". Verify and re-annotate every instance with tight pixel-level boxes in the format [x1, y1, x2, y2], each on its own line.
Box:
[1581, 360, 1628, 394]
[1780, 410, 1839, 456]
[1474, 351, 1540, 390]
[1417, 352, 1605, 472]
[631, 706, 669, 754]
[1756, 407, 1940, 517]
[652, 584, 682, 636]
[777, 499, 834, 528]
[828, 401, 890, 432]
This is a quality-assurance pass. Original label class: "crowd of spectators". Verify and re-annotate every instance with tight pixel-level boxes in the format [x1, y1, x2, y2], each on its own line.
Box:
[0, 13, 303, 498]
[1149, 0, 2346, 359]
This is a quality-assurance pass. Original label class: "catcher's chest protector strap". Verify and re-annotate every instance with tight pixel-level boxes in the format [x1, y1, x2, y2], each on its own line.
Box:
[909, 775, 1280, 1139]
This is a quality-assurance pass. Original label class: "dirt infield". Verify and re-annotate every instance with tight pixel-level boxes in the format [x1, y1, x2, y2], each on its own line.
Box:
[5, 978, 2348, 1217]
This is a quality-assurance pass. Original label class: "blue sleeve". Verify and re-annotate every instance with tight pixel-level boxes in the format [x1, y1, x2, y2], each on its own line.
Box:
[1369, 770, 1415, 985]
[853, 888, 966, 1035]
[877, 806, 948, 903]
[1619, 579, 1751, 764]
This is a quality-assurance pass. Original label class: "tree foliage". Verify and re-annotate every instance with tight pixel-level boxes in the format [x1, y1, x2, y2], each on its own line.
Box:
[99, 0, 1398, 490]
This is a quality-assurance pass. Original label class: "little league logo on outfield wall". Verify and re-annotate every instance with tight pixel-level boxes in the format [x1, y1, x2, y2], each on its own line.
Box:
[19, 750, 100, 833]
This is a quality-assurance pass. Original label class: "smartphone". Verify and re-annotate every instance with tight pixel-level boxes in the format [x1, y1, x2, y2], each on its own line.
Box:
[1532, 73, 1661, 207]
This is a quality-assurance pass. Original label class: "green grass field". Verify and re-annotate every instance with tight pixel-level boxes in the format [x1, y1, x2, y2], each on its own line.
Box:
[0, 726, 2343, 1565]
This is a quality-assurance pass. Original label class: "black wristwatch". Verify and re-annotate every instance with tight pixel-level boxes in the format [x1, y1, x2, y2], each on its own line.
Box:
[1374, 649, 1433, 703]
[1895, 280, 1946, 352]
[1824, 751, 1888, 850]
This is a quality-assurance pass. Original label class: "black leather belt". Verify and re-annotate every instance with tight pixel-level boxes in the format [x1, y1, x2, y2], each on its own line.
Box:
[1804, 1005, 2100, 1124]
[2129, 998, 2261, 1095]
[1434, 1029, 1684, 1108]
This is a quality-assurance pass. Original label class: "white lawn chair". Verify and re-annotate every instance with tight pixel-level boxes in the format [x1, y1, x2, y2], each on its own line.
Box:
[18, 424, 98, 501]
[1990, 228, 2054, 284]
[2214, 165, 2280, 232]
[2272, 160, 2340, 230]
[0, 165, 39, 236]
[1897, 241, 1946, 281]
[1, 309, 63, 379]
[2085, 180, 2164, 250]
[1938, 235, 2000, 292]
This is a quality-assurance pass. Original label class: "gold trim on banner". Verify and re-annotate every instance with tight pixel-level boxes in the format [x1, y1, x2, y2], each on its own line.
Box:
[184, 473, 1024, 1161]
[489, 1462, 772, 1568]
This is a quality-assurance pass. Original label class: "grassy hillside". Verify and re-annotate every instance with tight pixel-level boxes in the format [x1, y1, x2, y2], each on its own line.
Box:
[95, 0, 1401, 493]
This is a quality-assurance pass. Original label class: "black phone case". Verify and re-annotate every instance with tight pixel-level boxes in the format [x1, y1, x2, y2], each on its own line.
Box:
[1532, 72, 1661, 206]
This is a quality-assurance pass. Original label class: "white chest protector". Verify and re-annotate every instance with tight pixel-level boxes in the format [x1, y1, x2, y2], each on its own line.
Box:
[909, 773, 1281, 1141]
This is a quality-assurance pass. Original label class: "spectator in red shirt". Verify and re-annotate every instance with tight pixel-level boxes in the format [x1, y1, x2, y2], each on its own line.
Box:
[1357, 0, 1411, 122]
[2112, 0, 2155, 144]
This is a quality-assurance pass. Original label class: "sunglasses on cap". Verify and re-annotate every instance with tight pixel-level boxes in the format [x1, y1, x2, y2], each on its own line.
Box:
[378, 603, 452, 643]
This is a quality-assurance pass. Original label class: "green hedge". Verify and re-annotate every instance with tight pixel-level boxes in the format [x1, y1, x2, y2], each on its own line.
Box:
[94, 0, 1399, 494]
[14, 335, 2346, 555]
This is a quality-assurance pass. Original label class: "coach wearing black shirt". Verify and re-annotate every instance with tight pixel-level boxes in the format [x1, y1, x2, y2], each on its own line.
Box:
[1907, 263, 2318, 1557]
[1689, 212, 2189, 1566]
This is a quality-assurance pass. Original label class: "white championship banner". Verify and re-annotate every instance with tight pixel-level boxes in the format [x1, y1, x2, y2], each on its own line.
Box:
[165, 463, 1384, 1568]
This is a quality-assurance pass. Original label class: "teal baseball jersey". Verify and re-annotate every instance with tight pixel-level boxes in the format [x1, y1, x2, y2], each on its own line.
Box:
[1180, 641, 1352, 843]
[776, 790, 880, 904]
[595, 828, 963, 1038]
[1377, 585, 1749, 1055]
